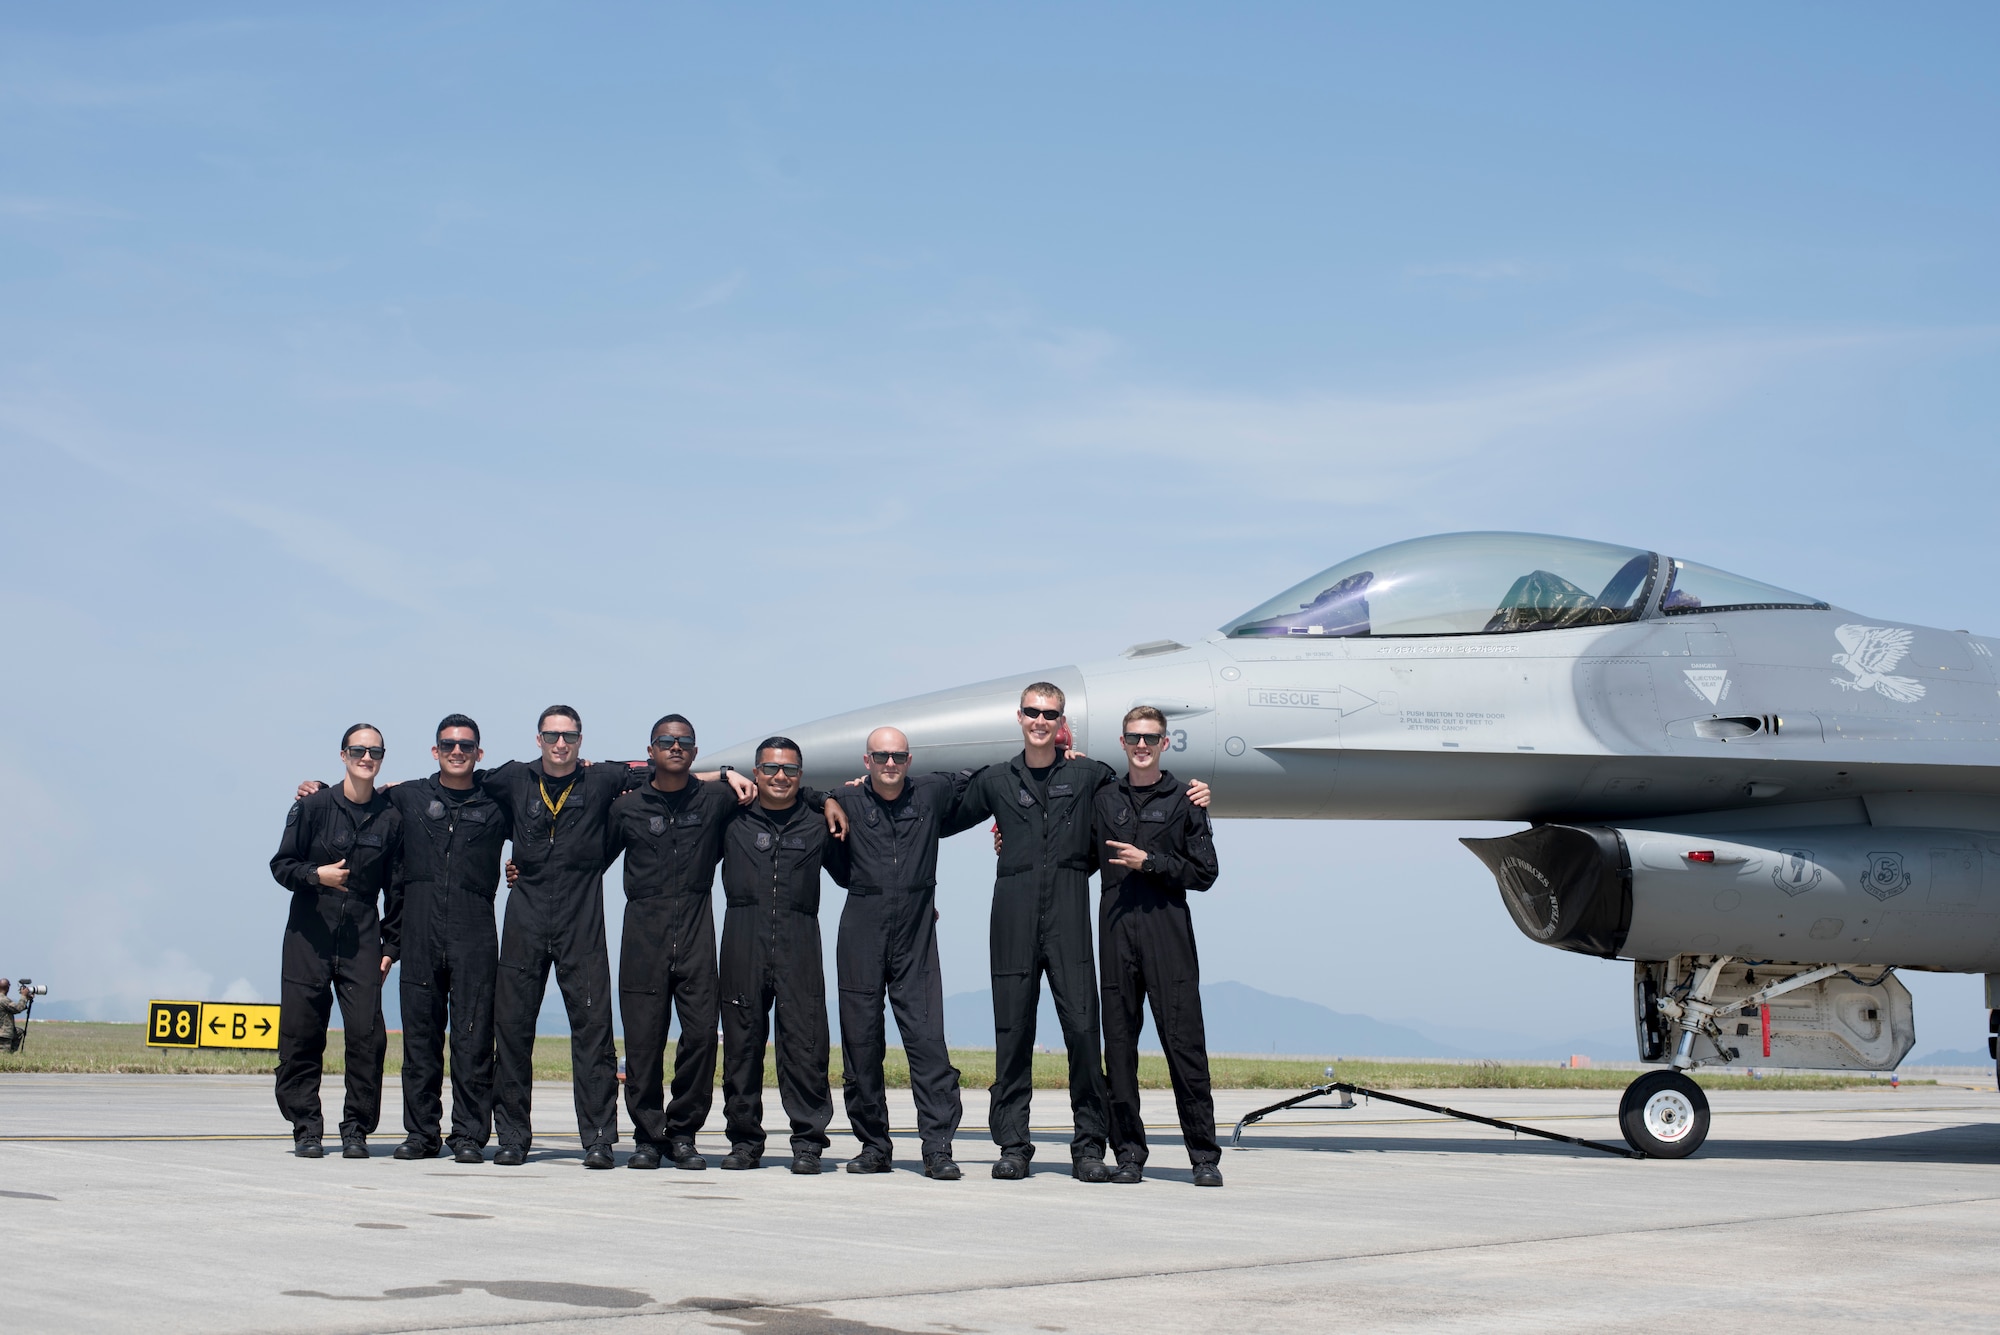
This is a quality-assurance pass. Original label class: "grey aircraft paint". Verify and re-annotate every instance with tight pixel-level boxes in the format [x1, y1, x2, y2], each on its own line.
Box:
[709, 532, 2000, 1146]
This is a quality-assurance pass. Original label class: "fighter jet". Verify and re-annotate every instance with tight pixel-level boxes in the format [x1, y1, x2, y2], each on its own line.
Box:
[711, 531, 2000, 1157]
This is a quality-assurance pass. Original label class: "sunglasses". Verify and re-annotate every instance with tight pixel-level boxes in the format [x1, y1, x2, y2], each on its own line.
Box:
[1019, 707, 1063, 721]
[435, 738, 478, 754]
[868, 750, 911, 765]
[539, 730, 581, 745]
[756, 762, 802, 777]
[1121, 732, 1167, 747]
[344, 745, 386, 760]
[651, 735, 696, 751]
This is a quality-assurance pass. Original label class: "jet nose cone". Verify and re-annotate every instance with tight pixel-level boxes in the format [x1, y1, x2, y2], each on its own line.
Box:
[707, 666, 1087, 789]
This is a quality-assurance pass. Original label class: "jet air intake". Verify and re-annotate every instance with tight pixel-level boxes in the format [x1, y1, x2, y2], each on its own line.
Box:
[1469, 822, 2000, 971]
[1461, 826, 1633, 959]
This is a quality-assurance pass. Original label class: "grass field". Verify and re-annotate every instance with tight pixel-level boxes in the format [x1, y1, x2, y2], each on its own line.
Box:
[0, 1022, 1922, 1091]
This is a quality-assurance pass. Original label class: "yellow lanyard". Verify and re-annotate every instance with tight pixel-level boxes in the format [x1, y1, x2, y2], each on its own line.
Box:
[538, 776, 577, 840]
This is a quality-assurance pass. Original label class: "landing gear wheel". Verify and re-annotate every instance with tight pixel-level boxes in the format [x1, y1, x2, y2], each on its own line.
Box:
[1618, 1070, 1710, 1159]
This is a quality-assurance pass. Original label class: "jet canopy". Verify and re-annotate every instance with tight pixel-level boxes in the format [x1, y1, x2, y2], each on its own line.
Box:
[1223, 532, 1825, 639]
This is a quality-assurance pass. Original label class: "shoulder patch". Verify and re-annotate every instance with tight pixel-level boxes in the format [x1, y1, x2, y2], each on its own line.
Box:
[285, 801, 302, 827]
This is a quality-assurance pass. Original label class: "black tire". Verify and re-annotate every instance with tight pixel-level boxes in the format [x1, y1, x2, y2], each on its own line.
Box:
[1618, 1070, 1710, 1159]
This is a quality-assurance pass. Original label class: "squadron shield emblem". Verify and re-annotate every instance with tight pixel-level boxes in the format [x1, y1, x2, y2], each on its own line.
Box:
[755, 831, 773, 851]
[1773, 848, 1822, 895]
[428, 800, 446, 820]
[649, 815, 666, 835]
[1862, 851, 1912, 901]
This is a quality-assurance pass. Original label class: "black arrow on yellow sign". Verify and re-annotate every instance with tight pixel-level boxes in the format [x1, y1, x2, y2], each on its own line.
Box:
[257, 1017, 272, 1036]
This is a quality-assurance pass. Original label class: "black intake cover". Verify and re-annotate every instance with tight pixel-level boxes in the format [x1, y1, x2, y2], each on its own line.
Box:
[1461, 825, 1631, 959]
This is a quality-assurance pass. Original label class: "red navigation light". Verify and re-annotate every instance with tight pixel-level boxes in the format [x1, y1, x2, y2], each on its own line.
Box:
[1686, 850, 1716, 863]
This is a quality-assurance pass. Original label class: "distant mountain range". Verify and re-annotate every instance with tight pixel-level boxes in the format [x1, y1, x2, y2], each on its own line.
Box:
[915, 980, 1639, 1063]
[1907, 1048, 1992, 1067]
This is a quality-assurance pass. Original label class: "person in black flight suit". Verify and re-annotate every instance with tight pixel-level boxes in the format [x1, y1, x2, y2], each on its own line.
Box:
[718, 738, 843, 1175]
[270, 724, 400, 1159]
[480, 705, 757, 1169]
[379, 714, 510, 1164]
[826, 726, 967, 1180]
[603, 714, 741, 1172]
[944, 683, 1209, 1181]
[1093, 705, 1223, 1187]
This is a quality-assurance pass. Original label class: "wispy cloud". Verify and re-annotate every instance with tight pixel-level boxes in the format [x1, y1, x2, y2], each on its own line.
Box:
[1025, 328, 1956, 503]
[0, 195, 127, 220]
[680, 272, 745, 313]
[1407, 259, 1555, 282]
[0, 392, 442, 611]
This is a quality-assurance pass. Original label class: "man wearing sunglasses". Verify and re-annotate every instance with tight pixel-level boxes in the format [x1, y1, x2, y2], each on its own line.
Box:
[371, 714, 511, 1164]
[823, 726, 968, 1180]
[941, 684, 1209, 1182]
[1094, 706, 1222, 1187]
[603, 715, 850, 1171]
[271, 723, 401, 1159]
[715, 738, 844, 1175]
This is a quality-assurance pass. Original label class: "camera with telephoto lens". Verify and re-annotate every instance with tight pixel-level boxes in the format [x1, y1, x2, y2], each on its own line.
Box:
[18, 979, 46, 996]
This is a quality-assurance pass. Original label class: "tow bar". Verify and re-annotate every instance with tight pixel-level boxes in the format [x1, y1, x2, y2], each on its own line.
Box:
[1229, 1071, 1643, 1159]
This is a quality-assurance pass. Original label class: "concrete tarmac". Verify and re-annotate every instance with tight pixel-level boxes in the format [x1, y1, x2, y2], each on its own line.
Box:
[5, 1073, 2000, 1333]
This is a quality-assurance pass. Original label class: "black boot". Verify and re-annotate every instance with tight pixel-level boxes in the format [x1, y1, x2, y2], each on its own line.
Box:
[1070, 1156, 1110, 1183]
[627, 1143, 662, 1170]
[991, 1154, 1030, 1180]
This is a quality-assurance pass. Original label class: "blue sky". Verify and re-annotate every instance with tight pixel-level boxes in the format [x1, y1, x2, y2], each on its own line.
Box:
[4, 5, 1997, 1053]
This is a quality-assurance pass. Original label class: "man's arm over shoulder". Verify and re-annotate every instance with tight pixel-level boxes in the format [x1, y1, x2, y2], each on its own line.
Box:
[604, 790, 637, 863]
[939, 766, 996, 836]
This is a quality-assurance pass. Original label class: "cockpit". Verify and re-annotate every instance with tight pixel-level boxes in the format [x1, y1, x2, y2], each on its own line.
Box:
[1222, 532, 1827, 639]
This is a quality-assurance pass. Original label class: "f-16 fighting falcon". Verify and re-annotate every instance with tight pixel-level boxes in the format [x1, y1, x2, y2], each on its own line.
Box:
[708, 530, 2000, 1158]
